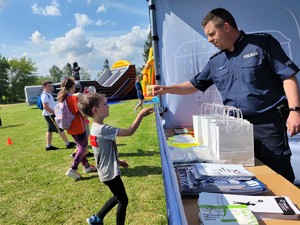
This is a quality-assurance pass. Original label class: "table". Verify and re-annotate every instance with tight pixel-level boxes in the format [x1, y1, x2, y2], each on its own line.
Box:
[160, 120, 300, 224]
[182, 160, 300, 225]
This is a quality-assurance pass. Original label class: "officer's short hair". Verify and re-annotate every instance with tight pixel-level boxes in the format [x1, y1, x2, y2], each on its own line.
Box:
[202, 8, 238, 29]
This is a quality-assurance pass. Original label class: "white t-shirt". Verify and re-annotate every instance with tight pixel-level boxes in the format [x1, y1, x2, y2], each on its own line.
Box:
[41, 92, 56, 116]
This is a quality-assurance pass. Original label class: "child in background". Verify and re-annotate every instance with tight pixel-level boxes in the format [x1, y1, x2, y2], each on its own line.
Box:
[41, 80, 76, 151]
[78, 92, 154, 225]
[70, 87, 94, 158]
[83, 87, 90, 94]
[57, 77, 97, 180]
[133, 75, 144, 111]
[70, 118, 94, 158]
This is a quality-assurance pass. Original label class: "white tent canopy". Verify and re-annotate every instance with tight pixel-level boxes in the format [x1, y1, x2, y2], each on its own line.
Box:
[150, 0, 300, 128]
[148, 1, 300, 224]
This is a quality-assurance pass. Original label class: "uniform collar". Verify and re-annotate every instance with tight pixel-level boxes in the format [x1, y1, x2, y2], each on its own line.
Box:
[233, 30, 246, 51]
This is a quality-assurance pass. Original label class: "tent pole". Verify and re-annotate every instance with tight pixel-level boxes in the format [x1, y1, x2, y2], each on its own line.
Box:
[148, 0, 160, 85]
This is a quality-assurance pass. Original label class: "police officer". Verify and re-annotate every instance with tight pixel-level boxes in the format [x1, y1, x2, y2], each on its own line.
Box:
[152, 8, 300, 183]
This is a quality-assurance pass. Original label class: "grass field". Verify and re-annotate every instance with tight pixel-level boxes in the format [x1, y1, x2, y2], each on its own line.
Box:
[0, 100, 167, 225]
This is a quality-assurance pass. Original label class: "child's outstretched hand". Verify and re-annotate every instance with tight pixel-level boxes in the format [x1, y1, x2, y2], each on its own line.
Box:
[119, 160, 129, 169]
[139, 107, 155, 117]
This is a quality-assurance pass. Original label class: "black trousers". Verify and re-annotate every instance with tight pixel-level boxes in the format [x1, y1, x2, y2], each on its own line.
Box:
[245, 101, 295, 183]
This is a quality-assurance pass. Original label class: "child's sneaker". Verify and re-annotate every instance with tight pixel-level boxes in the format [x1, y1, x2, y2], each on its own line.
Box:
[84, 165, 97, 174]
[86, 151, 94, 157]
[86, 215, 103, 225]
[46, 145, 59, 151]
[66, 142, 77, 149]
[66, 168, 82, 180]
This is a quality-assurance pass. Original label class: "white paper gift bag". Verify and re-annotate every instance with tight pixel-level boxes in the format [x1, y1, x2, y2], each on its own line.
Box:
[193, 104, 227, 146]
[209, 108, 255, 166]
[193, 104, 254, 166]
[193, 115, 203, 144]
[193, 103, 212, 145]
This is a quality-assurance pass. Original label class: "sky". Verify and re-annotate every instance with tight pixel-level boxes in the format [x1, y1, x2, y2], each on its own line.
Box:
[0, 0, 150, 79]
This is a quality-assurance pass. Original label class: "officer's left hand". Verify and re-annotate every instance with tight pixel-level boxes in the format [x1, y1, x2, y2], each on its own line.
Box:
[287, 111, 300, 136]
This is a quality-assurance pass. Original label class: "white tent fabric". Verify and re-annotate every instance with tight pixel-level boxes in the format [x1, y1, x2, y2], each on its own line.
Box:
[152, 0, 300, 128]
[149, 1, 300, 224]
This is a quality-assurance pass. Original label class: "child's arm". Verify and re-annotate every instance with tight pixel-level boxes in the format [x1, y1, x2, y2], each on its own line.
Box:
[119, 160, 129, 168]
[117, 107, 154, 136]
[43, 102, 54, 114]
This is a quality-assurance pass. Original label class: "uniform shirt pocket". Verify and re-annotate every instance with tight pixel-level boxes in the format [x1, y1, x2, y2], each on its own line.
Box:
[241, 56, 265, 87]
[213, 67, 230, 91]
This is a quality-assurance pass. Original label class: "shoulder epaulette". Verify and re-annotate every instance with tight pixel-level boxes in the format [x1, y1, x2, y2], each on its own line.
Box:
[250, 32, 272, 39]
[209, 50, 222, 60]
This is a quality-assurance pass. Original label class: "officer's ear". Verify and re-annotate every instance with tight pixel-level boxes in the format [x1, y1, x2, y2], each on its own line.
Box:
[223, 22, 231, 32]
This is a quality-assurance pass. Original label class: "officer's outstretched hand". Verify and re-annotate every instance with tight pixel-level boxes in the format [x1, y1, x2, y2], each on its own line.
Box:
[152, 85, 166, 96]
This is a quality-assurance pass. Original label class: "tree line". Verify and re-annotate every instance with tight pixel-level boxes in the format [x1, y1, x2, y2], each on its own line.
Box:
[0, 32, 152, 103]
[0, 56, 94, 103]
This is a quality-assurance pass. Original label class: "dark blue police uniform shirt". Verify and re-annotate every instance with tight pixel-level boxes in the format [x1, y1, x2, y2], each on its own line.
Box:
[190, 31, 299, 117]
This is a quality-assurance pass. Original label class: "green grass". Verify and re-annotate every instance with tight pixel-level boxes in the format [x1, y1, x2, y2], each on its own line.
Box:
[0, 100, 167, 225]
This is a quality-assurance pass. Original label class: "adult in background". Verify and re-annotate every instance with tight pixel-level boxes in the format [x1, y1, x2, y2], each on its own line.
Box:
[41, 80, 76, 151]
[152, 8, 300, 183]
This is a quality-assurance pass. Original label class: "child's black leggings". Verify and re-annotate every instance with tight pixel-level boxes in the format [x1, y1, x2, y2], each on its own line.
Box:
[97, 175, 128, 225]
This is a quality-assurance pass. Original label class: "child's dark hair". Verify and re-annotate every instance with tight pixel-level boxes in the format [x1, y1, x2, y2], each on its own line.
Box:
[78, 92, 106, 117]
[57, 77, 75, 102]
[42, 80, 52, 87]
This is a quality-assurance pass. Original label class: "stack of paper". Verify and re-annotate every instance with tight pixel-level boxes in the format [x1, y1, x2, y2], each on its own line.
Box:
[192, 163, 255, 180]
[167, 134, 199, 148]
[198, 192, 300, 221]
[167, 134, 215, 164]
[198, 204, 259, 225]
[176, 163, 267, 196]
[174, 128, 194, 135]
